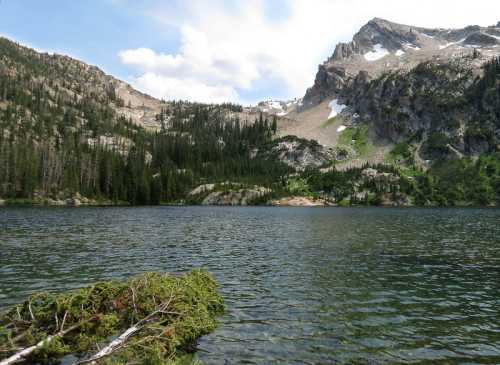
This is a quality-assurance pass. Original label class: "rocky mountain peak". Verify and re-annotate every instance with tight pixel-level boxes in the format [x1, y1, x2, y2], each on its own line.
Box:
[302, 18, 500, 109]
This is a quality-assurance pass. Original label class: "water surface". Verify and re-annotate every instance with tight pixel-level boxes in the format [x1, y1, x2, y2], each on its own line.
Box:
[1, 207, 499, 364]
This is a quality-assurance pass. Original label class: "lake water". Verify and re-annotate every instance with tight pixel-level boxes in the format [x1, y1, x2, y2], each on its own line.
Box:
[1, 206, 500, 364]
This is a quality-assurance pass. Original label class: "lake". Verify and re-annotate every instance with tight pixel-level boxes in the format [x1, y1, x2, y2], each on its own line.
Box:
[1, 206, 499, 364]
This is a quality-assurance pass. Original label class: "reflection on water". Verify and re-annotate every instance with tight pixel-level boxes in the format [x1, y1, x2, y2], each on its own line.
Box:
[1, 207, 500, 364]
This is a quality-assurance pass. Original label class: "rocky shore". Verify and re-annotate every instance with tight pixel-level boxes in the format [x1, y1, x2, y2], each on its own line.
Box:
[270, 196, 335, 207]
[0, 192, 124, 207]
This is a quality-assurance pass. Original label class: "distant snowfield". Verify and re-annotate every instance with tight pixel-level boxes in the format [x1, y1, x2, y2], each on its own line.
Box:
[395, 50, 405, 57]
[439, 38, 466, 50]
[439, 43, 453, 50]
[403, 43, 421, 51]
[261, 100, 287, 115]
[364, 44, 389, 61]
[328, 99, 346, 119]
[268, 101, 283, 111]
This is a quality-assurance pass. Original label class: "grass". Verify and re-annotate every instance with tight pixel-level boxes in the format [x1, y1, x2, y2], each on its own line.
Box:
[337, 124, 373, 158]
[385, 141, 413, 165]
[0, 270, 224, 364]
[321, 116, 341, 129]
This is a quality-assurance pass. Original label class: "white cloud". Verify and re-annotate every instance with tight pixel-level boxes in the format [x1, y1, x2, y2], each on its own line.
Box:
[133, 72, 238, 104]
[119, 0, 500, 104]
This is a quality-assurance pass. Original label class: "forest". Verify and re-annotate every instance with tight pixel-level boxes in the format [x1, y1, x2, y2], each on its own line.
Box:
[0, 37, 294, 205]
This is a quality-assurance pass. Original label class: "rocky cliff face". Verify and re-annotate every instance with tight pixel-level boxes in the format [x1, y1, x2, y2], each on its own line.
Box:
[302, 18, 500, 109]
[254, 135, 339, 170]
[349, 56, 500, 159]
[187, 183, 271, 206]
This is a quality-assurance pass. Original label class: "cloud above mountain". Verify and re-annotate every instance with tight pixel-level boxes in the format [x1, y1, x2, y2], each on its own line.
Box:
[118, 0, 500, 104]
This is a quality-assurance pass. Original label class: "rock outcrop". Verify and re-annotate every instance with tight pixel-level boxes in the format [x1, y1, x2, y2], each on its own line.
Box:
[188, 184, 217, 197]
[270, 196, 334, 207]
[361, 168, 399, 184]
[188, 183, 271, 206]
[28, 191, 116, 206]
[378, 192, 412, 207]
[255, 135, 335, 170]
[340, 57, 500, 158]
[201, 187, 271, 206]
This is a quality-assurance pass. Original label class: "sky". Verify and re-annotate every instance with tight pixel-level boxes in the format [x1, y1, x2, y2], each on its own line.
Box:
[1, 0, 500, 105]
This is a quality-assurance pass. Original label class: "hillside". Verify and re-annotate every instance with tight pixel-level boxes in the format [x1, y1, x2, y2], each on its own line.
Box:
[0, 37, 289, 205]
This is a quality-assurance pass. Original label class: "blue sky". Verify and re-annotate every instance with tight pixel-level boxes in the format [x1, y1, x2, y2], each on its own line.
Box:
[1, 0, 500, 104]
[0, 1, 175, 77]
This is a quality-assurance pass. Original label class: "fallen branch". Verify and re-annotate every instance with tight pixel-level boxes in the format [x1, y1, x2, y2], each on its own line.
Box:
[0, 270, 223, 365]
[76, 298, 175, 365]
[0, 316, 95, 365]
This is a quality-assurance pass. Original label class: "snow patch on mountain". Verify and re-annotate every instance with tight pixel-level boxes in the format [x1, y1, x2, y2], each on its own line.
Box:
[421, 33, 435, 39]
[403, 43, 421, 51]
[328, 99, 346, 119]
[364, 44, 389, 61]
[439, 38, 466, 50]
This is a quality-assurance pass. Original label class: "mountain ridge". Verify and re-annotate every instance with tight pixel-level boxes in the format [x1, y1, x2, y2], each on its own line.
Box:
[300, 17, 500, 109]
[0, 36, 170, 130]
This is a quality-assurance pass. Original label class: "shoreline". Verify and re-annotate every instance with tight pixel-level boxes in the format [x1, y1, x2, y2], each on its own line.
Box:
[1, 200, 496, 209]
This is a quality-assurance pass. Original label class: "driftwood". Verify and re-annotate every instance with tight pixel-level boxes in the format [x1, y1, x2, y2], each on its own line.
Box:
[0, 317, 94, 365]
[0, 270, 224, 365]
[76, 298, 177, 365]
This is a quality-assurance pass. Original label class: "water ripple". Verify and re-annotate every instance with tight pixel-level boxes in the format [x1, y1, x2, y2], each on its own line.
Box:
[1, 206, 500, 364]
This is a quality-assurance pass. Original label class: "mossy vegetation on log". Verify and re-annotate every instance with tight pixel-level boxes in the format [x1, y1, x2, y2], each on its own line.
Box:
[0, 270, 224, 364]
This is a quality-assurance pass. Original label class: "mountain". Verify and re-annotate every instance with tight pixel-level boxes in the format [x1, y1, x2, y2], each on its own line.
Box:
[260, 18, 500, 206]
[271, 18, 500, 161]
[2, 18, 500, 208]
[302, 17, 500, 108]
[0, 37, 288, 205]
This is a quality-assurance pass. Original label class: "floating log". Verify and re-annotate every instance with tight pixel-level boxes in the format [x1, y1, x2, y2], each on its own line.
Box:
[0, 270, 223, 364]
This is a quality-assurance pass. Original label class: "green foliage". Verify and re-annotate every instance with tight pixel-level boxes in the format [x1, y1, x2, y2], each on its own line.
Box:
[390, 142, 411, 160]
[286, 177, 311, 195]
[321, 116, 340, 128]
[425, 132, 452, 157]
[388, 141, 414, 166]
[338, 124, 372, 157]
[0, 270, 224, 364]
[426, 154, 500, 205]
[469, 57, 500, 119]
